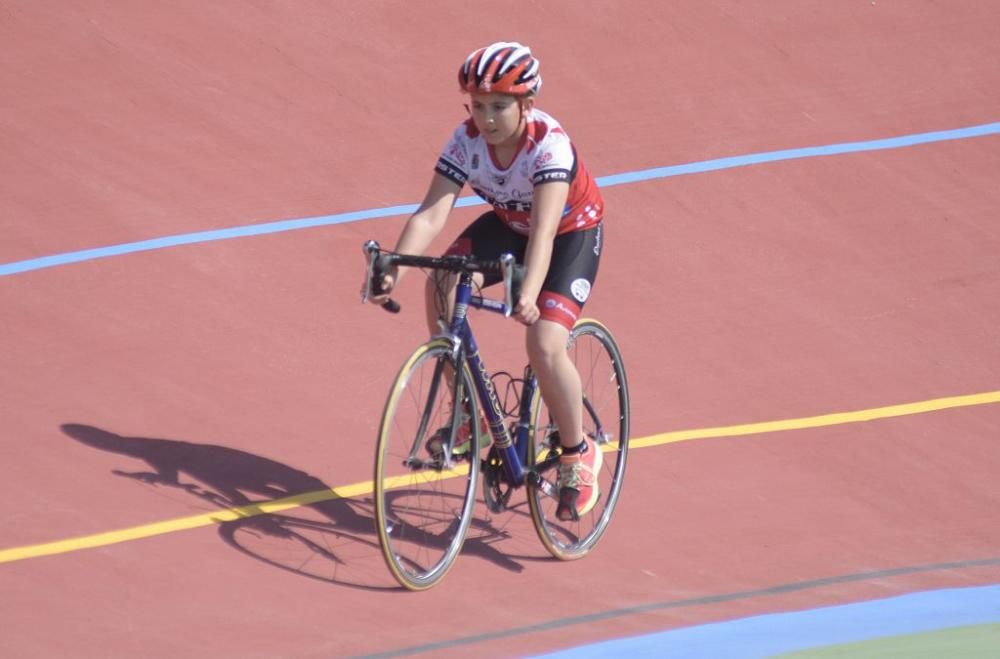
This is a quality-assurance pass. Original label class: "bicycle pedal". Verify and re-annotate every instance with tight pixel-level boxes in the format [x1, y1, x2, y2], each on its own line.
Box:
[556, 488, 581, 522]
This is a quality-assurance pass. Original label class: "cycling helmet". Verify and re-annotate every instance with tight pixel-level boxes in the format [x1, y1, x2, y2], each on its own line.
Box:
[458, 41, 542, 96]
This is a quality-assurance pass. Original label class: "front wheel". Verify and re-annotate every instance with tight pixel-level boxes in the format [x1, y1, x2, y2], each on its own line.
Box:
[527, 319, 630, 560]
[373, 339, 480, 590]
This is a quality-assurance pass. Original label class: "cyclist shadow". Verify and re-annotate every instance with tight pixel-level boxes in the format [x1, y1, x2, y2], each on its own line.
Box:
[61, 423, 528, 588]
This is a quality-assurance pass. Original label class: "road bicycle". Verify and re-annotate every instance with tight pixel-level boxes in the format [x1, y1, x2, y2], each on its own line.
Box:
[361, 240, 630, 590]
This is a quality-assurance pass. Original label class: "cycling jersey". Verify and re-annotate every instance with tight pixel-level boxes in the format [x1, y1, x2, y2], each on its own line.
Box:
[435, 109, 604, 235]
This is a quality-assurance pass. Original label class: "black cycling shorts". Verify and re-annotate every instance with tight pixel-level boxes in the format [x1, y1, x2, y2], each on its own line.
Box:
[443, 211, 603, 329]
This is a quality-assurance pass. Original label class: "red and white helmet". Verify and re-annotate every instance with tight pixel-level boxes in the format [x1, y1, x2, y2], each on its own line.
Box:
[458, 41, 542, 96]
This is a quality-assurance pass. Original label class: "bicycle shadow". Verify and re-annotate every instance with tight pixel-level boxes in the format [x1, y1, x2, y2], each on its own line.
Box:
[61, 423, 529, 589]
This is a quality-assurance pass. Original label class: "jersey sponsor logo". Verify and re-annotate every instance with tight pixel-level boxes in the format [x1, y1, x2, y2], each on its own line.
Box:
[534, 168, 571, 183]
[574, 203, 603, 228]
[570, 278, 591, 303]
[436, 159, 467, 184]
[497, 199, 532, 213]
[532, 151, 554, 169]
[472, 185, 532, 213]
[446, 143, 466, 167]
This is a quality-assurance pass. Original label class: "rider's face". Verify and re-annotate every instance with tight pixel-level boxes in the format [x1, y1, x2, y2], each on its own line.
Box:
[469, 93, 528, 146]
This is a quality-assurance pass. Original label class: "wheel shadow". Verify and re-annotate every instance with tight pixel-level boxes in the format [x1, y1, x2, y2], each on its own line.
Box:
[61, 423, 535, 589]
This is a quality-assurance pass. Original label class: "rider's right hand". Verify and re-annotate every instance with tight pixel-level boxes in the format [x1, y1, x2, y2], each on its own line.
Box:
[369, 269, 397, 306]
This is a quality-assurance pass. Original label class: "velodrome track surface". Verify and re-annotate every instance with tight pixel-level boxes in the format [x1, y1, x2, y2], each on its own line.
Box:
[2, 2, 999, 657]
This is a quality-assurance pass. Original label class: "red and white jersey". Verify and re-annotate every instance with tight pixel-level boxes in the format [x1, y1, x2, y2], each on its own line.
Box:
[435, 109, 604, 235]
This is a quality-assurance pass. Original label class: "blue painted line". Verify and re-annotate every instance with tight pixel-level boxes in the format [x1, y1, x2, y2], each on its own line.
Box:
[2, 121, 997, 277]
[532, 584, 1000, 658]
[596, 121, 1000, 187]
[0, 203, 415, 277]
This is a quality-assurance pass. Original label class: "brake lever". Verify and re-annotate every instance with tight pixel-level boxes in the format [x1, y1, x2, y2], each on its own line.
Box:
[361, 240, 401, 313]
[499, 253, 525, 318]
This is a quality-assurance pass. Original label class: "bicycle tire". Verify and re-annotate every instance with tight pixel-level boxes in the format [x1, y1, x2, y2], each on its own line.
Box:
[527, 319, 630, 560]
[373, 339, 481, 590]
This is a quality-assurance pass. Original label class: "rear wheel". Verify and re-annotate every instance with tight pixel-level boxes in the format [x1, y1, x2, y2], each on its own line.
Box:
[373, 339, 480, 590]
[527, 319, 630, 560]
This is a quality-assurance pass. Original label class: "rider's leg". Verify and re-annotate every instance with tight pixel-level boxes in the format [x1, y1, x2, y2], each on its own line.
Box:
[529, 317, 603, 519]
[525, 319, 582, 449]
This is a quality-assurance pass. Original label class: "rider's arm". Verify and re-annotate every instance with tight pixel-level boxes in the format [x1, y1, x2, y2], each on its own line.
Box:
[515, 180, 570, 323]
[378, 173, 461, 295]
[395, 172, 461, 255]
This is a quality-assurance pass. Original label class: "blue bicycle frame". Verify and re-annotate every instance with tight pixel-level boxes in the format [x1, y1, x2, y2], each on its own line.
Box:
[449, 270, 536, 486]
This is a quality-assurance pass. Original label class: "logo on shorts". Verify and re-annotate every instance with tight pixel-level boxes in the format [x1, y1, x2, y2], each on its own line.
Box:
[570, 279, 591, 303]
[544, 298, 578, 321]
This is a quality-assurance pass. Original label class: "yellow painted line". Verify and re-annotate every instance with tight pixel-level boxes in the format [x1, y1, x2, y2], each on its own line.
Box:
[2, 390, 998, 565]
[630, 390, 1000, 449]
[0, 480, 372, 564]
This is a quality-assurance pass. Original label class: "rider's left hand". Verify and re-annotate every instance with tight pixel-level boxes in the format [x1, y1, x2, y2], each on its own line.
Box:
[513, 296, 540, 325]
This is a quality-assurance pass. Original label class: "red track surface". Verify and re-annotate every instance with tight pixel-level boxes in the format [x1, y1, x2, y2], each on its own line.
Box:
[2, 2, 999, 657]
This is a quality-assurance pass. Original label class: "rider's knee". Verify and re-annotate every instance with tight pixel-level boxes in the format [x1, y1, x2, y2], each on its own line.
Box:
[526, 320, 569, 366]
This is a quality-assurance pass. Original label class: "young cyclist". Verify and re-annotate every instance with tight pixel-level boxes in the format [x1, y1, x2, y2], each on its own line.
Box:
[371, 41, 605, 522]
